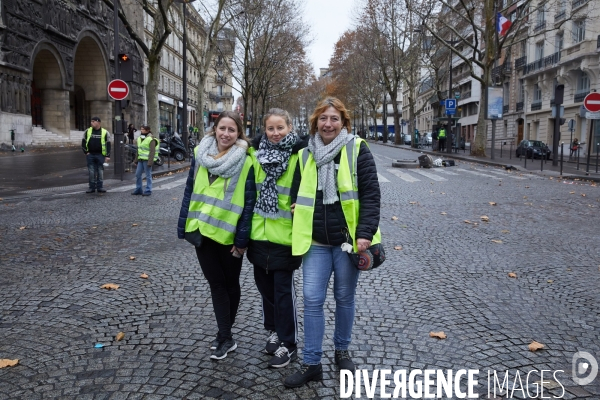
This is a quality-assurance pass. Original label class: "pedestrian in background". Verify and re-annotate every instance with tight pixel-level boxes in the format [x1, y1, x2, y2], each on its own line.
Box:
[432, 129, 439, 151]
[82, 116, 110, 193]
[438, 126, 447, 152]
[247, 108, 307, 369]
[570, 138, 579, 157]
[177, 111, 256, 360]
[132, 125, 158, 196]
[284, 97, 381, 388]
[127, 123, 136, 145]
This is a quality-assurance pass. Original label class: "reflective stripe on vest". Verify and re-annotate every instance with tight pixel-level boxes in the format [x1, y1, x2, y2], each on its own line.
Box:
[292, 136, 381, 255]
[137, 136, 159, 161]
[250, 153, 297, 245]
[85, 128, 108, 156]
[185, 147, 252, 245]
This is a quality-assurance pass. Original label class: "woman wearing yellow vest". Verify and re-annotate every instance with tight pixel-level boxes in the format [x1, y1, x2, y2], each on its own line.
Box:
[247, 108, 308, 369]
[284, 97, 381, 388]
[177, 111, 256, 360]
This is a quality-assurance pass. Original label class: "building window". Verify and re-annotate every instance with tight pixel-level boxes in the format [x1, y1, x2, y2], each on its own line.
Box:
[535, 42, 544, 60]
[536, 6, 545, 25]
[555, 33, 563, 53]
[518, 79, 524, 102]
[577, 71, 590, 93]
[572, 20, 585, 43]
[217, 85, 223, 96]
[533, 83, 542, 102]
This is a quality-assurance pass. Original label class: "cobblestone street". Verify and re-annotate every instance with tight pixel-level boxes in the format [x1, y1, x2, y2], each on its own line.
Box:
[1, 143, 599, 399]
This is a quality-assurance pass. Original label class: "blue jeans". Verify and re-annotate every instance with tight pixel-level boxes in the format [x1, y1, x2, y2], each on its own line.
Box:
[135, 160, 152, 194]
[302, 244, 360, 365]
[86, 153, 105, 189]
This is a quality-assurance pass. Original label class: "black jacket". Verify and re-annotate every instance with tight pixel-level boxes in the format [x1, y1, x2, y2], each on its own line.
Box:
[82, 128, 111, 156]
[247, 134, 308, 272]
[291, 140, 380, 247]
[177, 155, 256, 249]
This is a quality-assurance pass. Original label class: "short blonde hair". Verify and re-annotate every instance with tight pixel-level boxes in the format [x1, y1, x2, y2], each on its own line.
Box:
[308, 97, 352, 135]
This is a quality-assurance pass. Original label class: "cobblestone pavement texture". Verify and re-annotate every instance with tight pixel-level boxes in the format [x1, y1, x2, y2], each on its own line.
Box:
[0, 143, 599, 399]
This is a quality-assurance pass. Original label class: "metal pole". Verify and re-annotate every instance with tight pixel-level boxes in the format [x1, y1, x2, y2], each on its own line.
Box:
[113, 0, 124, 180]
[182, 2, 189, 156]
[491, 120, 496, 160]
[569, 128, 574, 160]
[577, 147, 580, 170]
[541, 149, 544, 171]
[596, 143, 599, 173]
[447, 39, 453, 155]
[586, 119, 593, 174]
[560, 143, 564, 176]
[524, 149, 527, 168]
[510, 142, 512, 159]
[500, 141, 503, 158]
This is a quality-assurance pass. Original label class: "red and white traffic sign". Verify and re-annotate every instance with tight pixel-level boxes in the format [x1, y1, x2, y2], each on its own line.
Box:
[107, 79, 129, 101]
[583, 92, 600, 112]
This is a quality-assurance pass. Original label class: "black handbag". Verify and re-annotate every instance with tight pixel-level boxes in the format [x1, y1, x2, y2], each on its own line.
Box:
[349, 243, 386, 271]
[184, 229, 203, 247]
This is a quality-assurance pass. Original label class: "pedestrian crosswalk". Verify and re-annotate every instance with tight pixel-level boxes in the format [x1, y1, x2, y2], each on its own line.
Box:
[378, 166, 529, 183]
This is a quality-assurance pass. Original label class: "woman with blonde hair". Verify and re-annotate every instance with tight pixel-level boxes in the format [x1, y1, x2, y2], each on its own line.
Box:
[178, 111, 256, 360]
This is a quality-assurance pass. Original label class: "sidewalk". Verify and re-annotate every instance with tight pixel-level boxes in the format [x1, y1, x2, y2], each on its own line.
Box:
[375, 140, 600, 182]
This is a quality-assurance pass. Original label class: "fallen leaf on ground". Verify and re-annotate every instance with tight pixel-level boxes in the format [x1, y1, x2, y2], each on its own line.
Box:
[54, 238, 62, 242]
[132, 223, 138, 227]
[523, 196, 528, 199]
[480, 215, 489, 222]
[394, 246, 403, 250]
[547, 280, 554, 283]
[429, 331, 447, 339]
[567, 268, 572, 271]
[581, 193, 586, 197]
[440, 212, 447, 215]
[501, 230, 510, 234]
[569, 191, 575, 194]
[391, 216, 398, 220]
[0, 359, 19, 368]
[140, 273, 148, 279]
[525, 186, 530, 188]
[115, 332, 125, 341]
[491, 239, 503, 244]
[129, 256, 136, 260]
[409, 201, 417, 204]
[508, 272, 517, 278]
[101, 283, 120, 290]
[488, 202, 497, 206]
[441, 192, 446, 194]
[172, 198, 178, 200]
[92, 226, 97, 229]
[529, 341, 545, 352]
[464, 220, 471, 224]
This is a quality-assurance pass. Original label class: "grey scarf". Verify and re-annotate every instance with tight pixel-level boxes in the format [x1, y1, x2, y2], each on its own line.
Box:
[196, 135, 248, 178]
[308, 129, 354, 204]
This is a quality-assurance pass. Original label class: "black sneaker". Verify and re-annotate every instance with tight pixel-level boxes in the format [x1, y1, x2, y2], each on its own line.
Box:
[209, 337, 219, 350]
[210, 339, 237, 360]
[131, 191, 142, 195]
[97, 188, 107, 193]
[86, 189, 95, 193]
[265, 330, 279, 355]
[283, 364, 323, 388]
[335, 350, 356, 372]
[268, 345, 297, 368]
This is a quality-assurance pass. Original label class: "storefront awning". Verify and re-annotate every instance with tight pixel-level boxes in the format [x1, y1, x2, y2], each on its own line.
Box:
[458, 115, 478, 126]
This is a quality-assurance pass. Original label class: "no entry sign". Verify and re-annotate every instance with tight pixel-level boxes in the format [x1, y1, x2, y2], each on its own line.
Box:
[583, 92, 600, 113]
[107, 79, 129, 101]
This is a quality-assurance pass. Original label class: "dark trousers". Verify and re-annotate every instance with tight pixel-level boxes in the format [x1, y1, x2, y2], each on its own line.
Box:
[195, 238, 243, 342]
[439, 138, 446, 151]
[253, 266, 298, 349]
[86, 153, 105, 189]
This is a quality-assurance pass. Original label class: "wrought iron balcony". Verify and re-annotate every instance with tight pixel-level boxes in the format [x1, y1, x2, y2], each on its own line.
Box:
[534, 21, 546, 33]
[555, 10, 566, 22]
[516, 101, 524, 111]
[524, 52, 560, 75]
[503, 105, 509, 114]
[574, 91, 589, 103]
[515, 56, 527, 69]
[492, 63, 512, 79]
[531, 101, 542, 111]
[572, 0, 587, 8]
[462, 90, 471, 100]
[597, 34, 600, 48]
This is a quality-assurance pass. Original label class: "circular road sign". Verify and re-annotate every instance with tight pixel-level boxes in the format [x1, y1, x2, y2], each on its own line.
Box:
[583, 92, 600, 113]
[107, 79, 129, 101]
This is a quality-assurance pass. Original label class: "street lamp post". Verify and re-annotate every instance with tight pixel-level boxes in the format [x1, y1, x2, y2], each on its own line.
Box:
[174, 0, 196, 156]
[447, 40, 453, 154]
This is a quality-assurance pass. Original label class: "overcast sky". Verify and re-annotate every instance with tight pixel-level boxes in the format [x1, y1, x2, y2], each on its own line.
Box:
[303, 0, 356, 76]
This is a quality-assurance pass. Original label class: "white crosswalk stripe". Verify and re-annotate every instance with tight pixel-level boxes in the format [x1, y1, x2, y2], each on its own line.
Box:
[431, 169, 460, 176]
[412, 169, 447, 181]
[454, 168, 503, 180]
[473, 168, 527, 179]
[386, 168, 421, 182]
[377, 173, 390, 183]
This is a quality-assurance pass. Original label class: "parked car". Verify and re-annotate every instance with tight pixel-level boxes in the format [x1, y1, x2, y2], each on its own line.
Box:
[422, 132, 432, 146]
[516, 139, 551, 159]
[403, 134, 412, 145]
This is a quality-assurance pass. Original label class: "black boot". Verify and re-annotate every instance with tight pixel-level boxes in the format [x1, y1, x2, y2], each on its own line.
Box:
[335, 350, 356, 372]
[284, 363, 323, 388]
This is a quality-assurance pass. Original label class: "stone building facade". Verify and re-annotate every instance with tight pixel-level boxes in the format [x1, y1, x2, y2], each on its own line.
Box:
[0, 0, 145, 146]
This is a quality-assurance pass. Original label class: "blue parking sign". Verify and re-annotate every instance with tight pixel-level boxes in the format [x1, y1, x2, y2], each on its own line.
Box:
[445, 99, 456, 109]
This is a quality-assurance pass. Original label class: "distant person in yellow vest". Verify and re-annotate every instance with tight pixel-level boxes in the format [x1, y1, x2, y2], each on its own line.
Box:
[247, 108, 308, 369]
[438, 127, 447, 151]
[132, 125, 158, 196]
[284, 97, 382, 388]
[82, 116, 111, 193]
[177, 111, 256, 360]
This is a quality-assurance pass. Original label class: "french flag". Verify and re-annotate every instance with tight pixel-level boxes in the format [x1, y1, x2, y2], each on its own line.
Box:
[497, 12, 512, 36]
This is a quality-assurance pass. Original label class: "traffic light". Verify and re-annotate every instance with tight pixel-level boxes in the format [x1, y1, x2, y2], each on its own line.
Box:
[118, 53, 133, 81]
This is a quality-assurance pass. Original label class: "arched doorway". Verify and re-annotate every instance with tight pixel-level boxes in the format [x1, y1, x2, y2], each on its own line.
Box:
[516, 118, 524, 143]
[72, 35, 110, 132]
[31, 47, 68, 136]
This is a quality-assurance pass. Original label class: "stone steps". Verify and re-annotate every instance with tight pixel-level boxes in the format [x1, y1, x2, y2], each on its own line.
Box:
[32, 127, 82, 147]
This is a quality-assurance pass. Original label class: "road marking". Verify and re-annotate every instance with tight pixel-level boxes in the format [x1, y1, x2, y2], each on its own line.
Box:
[431, 169, 460, 176]
[474, 168, 527, 179]
[412, 169, 447, 181]
[154, 177, 187, 190]
[386, 169, 420, 182]
[377, 173, 390, 183]
[455, 168, 503, 180]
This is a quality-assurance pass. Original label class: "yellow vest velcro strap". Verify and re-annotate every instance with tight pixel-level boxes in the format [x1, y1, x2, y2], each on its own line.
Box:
[190, 193, 244, 214]
[256, 183, 291, 196]
[296, 195, 314, 207]
[340, 191, 359, 201]
[187, 211, 237, 233]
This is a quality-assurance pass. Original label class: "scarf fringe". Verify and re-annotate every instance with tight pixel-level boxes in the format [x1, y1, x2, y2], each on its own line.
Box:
[254, 207, 280, 220]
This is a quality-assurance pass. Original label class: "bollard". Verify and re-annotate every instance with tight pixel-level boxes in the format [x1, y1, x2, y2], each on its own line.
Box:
[596, 143, 599, 174]
[541, 149, 544, 171]
[560, 143, 564, 176]
[524, 150, 527, 168]
[510, 142, 512, 159]
[576, 147, 580, 170]
[500, 142, 503, 158]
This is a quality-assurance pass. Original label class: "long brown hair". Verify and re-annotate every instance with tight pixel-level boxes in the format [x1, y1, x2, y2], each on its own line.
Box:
[208, 111, 249, 158]
[308, 97, 352, 135]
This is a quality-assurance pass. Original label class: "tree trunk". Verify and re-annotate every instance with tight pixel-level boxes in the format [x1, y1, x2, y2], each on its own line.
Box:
[147, 56, 160, 137]
[196, 72, 206, 137]
[392, 94, 402, 145]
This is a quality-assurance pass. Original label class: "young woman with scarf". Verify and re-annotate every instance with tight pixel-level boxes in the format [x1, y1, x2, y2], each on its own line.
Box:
[284, 98, 381, 388]
[177, 111, 256, 360]
[247, 108, 308, 369]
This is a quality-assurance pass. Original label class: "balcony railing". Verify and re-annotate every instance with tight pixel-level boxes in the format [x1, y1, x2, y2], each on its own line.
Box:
[462, 90, 472, 100]
[492, 63, 512, 79]
[574, 91, 589, 103]
[555, 10, 566, 22]
[572, 0, 588, 8]
[531, 101, 542, 111]
[516, 101, 524, 111]
[515, 56, 527, 69]
[534, 21, 546, 33]
[524, 52, 561, 75]
[597, 34, 600, 48]
[503, 105, 509, 114]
